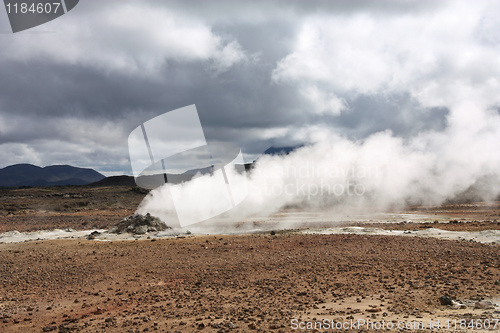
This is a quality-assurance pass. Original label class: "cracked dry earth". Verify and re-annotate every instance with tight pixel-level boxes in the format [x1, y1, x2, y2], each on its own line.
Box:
[1, 233, 499, 332]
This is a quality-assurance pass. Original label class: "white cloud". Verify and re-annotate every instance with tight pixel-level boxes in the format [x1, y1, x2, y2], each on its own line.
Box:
[209, 40, 248, 73]
[1, 1, 248, 76]
[0, 143, 42, 167]
[301, 85, 348, 115]
[0, 114, 130, 172]
[272, 1, 500, 109]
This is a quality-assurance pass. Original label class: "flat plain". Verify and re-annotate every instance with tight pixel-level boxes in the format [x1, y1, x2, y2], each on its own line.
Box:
[1, 186, 499, 332]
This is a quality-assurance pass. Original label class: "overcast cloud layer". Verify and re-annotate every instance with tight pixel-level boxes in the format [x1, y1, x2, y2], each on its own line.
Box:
[1, 0, 500, 175]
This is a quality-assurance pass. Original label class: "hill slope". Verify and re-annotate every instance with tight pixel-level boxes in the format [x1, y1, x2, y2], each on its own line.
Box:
[0, 164, 105, 187]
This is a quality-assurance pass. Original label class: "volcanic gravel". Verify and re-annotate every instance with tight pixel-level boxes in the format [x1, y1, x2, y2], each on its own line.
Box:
[1, 234, 499, 332]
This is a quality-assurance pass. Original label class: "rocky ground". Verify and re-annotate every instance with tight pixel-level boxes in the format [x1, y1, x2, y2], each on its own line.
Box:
[0, 234, 499, 332]
[1, 186, 500, 332]
[0, 186, 144, 233]
[1, 186, 500, 234]
[359, 202, 500, 232]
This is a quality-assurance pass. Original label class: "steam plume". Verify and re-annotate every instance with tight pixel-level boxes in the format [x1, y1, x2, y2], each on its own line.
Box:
[136, 103, 500, 229]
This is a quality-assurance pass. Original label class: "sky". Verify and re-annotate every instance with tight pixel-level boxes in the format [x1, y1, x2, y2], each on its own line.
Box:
[0, 0, 500, 176]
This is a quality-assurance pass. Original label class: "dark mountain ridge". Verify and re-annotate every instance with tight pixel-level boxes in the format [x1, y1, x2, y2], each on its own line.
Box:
[0, 164, 105, 187]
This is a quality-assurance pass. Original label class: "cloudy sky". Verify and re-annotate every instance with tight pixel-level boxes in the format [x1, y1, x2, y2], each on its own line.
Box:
[1, 0, 499, 175]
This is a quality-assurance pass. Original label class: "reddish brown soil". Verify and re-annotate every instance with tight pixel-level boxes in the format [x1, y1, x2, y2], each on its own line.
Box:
[0, 186, 143, 233]
[1, 187, 500, 332]
[360, 201, 500, 232]
[1, 234, 499, 332]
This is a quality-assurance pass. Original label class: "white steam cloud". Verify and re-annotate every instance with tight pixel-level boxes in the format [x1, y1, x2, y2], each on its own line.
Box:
[137, 102, 500, 229]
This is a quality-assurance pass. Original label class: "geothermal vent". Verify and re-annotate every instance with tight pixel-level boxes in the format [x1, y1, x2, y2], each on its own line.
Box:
[109, 213, 171, 235]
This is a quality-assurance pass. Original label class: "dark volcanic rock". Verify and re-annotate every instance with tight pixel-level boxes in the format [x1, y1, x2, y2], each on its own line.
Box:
[87, 231, 101, 240]
[108, 213, 170, 234]
[439, 295, 454, 306]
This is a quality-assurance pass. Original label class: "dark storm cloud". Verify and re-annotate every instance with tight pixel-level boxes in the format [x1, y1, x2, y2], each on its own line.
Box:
[332, 94, 449, 139]
[0, 60, 165, 120]
[1, 0, 498, 174]
[149, 0, 444, 20]
[0, 50, 311, 149]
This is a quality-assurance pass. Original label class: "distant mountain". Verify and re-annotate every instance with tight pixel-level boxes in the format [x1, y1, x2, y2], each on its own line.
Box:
[88, 175, 136, 187]
[90, 164, 255, 189]
[0, 164, 105, 187]
[263, 145, 303, 156]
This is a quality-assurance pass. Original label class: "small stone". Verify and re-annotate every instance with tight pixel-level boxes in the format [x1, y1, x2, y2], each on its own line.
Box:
[135, 225, 148, 235]
[475, 301, 494, 309]
[366, 307, 382, 313]
[439, 295, 453, 306]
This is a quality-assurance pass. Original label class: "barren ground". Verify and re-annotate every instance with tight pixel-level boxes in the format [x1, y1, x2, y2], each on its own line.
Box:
[1, 186, 500, 332]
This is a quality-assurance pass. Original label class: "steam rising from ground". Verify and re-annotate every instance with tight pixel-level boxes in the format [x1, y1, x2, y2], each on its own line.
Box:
[137, 103, 500, 229]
